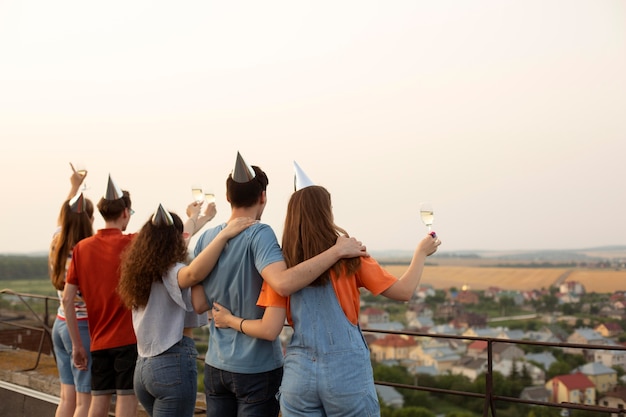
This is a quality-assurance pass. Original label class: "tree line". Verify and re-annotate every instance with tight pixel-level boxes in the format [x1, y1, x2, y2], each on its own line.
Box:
[0, 255, 49, 280]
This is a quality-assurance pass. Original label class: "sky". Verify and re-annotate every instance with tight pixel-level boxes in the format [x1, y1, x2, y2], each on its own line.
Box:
[0, 0, 625, 255]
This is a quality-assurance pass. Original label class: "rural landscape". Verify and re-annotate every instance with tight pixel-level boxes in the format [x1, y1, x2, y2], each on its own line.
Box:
[1, 246, 625, 417]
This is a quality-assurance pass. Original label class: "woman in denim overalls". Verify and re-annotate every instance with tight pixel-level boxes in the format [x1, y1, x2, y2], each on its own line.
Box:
[212, 178, 440, 417]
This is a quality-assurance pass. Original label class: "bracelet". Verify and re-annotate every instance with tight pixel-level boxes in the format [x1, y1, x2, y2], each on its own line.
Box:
[240, 318, 246, 335]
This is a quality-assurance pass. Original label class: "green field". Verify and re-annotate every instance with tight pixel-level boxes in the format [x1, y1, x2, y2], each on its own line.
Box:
[1, 278, 57, 297]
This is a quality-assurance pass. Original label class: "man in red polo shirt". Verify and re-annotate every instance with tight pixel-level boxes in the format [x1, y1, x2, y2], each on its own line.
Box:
[63, 175, 138, 417]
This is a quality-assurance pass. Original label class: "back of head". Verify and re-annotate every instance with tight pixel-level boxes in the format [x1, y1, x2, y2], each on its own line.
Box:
[226, 166, 269, 208]
[282, 185, 360, 285]
[282, 185, 335, 264]
[50, 198, 95, 290]
[97, 190, 131, 221]
[118, 211, 187, 308]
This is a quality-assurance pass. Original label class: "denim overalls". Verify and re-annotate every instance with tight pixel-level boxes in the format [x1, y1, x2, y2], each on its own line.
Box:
[279, 281, 381, 417]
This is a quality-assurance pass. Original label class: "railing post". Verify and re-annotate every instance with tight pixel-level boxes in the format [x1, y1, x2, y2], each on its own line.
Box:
[483, 339, 496, 417]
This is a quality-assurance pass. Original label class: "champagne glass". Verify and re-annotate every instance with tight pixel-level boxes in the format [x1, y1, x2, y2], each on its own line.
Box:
[419, 202, 434, 233]
[204, 188, 216, 204]
[191, 185, 204, 203]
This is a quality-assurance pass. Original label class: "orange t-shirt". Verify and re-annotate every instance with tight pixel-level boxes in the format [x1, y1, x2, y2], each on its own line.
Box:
[257, 256, 397, 325]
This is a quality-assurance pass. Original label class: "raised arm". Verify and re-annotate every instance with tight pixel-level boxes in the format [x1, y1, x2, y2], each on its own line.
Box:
[67, 162, 86, 201]
[177, 217, 257, 289]
[212, 301, 286, 341]
[261, 235, 368, 297]
[382, 234, 441, 301]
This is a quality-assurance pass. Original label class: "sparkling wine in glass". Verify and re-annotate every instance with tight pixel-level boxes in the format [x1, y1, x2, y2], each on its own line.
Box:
[420, 202, 434, 233]
[191, 185, 204, 203]
[204, 188, 216, 204]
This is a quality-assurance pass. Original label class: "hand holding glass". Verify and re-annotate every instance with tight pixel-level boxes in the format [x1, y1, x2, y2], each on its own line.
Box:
[73, 162, 88, 191]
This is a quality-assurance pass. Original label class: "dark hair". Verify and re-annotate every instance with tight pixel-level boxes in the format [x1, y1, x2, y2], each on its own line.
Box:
[97, 190, 132, 221]
[282, 185, 360, 286]
[117, 211, 188, 309]
[226, 165, 269, 208]
[49, 198, 95, 291]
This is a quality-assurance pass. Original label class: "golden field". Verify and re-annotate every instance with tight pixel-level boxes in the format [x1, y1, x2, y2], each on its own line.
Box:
[382, 264, 626, 293]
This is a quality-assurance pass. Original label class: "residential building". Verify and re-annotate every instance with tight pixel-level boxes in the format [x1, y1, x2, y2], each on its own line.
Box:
[369, 334, 418, 362]
[520, 386, 550, 403]
[598, 386, 626, 417]
[525, 352, 557, 371]
[573, 362, 618, 393]
[546, 373, 596, 405]
[451, 356, 488, 381]
[594, 348, 626, 370]
[375, 385, 404, 408]
[595, 322, 624, 338]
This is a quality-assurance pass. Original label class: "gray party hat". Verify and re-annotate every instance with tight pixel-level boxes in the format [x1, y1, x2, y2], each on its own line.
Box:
[294, 161, 315, 191]
[104, 174, 123, 200]
[232, 151, 256, 183]
[151, 203, 174, 226]
[69, 192, 85, 213]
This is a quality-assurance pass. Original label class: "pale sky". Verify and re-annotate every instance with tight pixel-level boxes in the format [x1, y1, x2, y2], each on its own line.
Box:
[0, 0, 624, 255]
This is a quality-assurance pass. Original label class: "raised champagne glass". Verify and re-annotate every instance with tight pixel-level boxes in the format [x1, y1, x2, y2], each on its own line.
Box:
[191, 185, 204, 203]
[420, 202, 434, 233]
[204, 188, 216, 204]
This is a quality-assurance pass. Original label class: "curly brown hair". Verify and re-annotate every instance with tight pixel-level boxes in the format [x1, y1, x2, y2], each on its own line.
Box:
[118, 211, 189, 309]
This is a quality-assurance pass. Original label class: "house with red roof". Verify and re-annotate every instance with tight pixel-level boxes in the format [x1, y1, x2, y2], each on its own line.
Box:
[467, 340, 488, 358]
[369, 334, 418, 362]
[545, 373, 596, 405]
[595, 322, 624, 338]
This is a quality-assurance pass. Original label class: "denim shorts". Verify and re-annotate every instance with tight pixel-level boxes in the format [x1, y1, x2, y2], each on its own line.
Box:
[90, 343, 138, 395]
[52, 318, 92, 393]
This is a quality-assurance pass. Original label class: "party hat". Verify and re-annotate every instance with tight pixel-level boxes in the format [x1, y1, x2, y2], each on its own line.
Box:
[69, 192, 85, 213]
[232, 151, 256, 183]
[104, 174, 123, 200]
[294, 161, 315, 191]
[151, 203, 174, 226]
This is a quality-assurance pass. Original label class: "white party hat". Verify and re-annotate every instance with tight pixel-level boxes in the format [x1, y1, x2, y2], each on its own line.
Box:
[294, 161, 315, 191]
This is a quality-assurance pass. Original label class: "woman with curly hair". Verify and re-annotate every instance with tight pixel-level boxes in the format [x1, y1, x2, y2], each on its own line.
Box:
[49, 164, 94, 417]
[117, 204, 256, 417]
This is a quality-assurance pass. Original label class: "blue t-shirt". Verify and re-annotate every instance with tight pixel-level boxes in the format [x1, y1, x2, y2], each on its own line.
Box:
[194, 222, 285, 373]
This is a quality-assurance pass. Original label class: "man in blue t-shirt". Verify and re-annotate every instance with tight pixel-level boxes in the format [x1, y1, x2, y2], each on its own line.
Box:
[193, 152, 367, 417]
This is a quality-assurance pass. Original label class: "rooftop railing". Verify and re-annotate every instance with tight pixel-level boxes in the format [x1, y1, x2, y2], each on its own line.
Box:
[1, 289, 625, 417]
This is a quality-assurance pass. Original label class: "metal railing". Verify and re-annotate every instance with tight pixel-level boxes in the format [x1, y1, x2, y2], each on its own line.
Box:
[1, 289, 625, 416]
[363, 327, 626, 416]
[0, 289, 55, 371]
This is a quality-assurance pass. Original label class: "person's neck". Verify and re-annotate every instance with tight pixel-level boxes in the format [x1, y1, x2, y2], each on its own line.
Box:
[103, 219, 126, 231]
[230, 206, 261, 221]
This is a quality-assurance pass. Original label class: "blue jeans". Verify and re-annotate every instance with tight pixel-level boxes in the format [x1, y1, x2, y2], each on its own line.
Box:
[52, 318, 92, 393]
[134, 336, 198, 417]
[204, 364, 282, 417]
